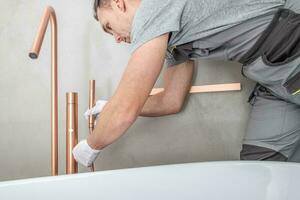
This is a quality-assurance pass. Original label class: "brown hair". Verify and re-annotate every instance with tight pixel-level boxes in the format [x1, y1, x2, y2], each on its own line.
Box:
[93, 0, 111, 21]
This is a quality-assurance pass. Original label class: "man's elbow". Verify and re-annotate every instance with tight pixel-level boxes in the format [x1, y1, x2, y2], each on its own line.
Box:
[161, 94, 185, 115]
[168, 102, 184, 114]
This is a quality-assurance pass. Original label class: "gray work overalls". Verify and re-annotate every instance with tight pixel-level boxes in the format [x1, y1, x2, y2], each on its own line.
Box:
[239, 4, 300, 161]
[167, 0, 300, 161]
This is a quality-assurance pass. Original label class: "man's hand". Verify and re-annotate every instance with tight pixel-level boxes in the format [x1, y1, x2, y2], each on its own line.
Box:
[72, 140, 101, 167]
[74, 99, 107, 167]
[84, 100, 108, 121]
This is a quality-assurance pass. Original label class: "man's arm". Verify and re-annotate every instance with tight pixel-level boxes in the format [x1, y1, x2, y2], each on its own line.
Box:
[140, 60, 194, 117]
[87, 33, 169, 150]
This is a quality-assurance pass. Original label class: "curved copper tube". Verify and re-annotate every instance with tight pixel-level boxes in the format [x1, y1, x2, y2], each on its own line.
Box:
[89, 80, 96, 172]
[29, 6, 58, 176]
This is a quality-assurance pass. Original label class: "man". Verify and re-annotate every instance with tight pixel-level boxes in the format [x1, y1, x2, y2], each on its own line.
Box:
[73, 0, 300, 167]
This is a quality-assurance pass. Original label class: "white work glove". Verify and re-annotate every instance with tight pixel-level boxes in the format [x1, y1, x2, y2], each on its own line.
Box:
[72, 140, 101, 167]
[75, 100, 107, 167]
[84, 100, 108, 120]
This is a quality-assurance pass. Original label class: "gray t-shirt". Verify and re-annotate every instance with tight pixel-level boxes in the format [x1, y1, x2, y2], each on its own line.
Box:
[165, 11, 278, 66]
[130, 0, 286, 66]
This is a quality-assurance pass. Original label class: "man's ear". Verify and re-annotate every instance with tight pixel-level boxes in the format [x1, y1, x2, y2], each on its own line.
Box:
[111, 0, 126, 12]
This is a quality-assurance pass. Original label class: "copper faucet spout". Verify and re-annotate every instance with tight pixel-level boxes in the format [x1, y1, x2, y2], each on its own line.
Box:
[29, 6, 57, 59]
[29, 6, 58, 176]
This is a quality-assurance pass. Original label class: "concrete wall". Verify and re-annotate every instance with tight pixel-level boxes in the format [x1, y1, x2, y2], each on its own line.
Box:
[0, 0, 256, 181]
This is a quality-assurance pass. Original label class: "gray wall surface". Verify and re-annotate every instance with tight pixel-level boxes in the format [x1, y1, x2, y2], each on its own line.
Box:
[0, 0, 256, 181]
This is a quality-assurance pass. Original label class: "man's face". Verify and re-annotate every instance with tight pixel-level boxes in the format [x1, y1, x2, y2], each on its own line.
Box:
[98, 4, 132, 44]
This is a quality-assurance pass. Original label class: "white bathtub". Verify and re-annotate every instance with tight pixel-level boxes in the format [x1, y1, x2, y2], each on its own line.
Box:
[0, 161, 299, 200]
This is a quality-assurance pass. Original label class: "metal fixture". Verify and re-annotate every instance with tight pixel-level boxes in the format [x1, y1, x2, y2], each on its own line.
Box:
[150, 83, 241, 95]
[88, 80, 96, 172]
[66, 93, 78, 174]
[29, 6, 58, 176]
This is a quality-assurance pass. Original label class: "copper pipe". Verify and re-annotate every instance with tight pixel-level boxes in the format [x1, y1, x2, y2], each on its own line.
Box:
[29, 6, 58, 176]
[150, 83, 241, 96]
[66, 93, 78, 174]
[89, 80, 96, 132]
[88, 80, 96, 172]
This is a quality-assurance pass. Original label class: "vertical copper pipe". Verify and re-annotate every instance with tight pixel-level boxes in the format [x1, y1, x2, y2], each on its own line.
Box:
[66, 93, 78, 174]
[89, 80, 96, 172]
[29, 6, 58, 176]
[89, 80, 96, 132]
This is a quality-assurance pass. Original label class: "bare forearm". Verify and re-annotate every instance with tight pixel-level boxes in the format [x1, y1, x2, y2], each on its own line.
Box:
[87, 97, 137, 150]
[140, 92, 178, 117]
[141, 61, 194, 117]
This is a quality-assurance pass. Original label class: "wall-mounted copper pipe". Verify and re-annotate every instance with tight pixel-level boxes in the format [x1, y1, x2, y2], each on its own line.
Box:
[29, 6, 58, 176]
[66, 93, 78, 174]
[88, 80, 96, 172]
[150, 83, 241, 96]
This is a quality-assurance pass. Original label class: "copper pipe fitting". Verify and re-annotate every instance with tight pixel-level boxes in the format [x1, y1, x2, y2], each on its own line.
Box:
[29, 6, 58, 176]
[66, 93, 78, 174]
[89, 80, 96, 172]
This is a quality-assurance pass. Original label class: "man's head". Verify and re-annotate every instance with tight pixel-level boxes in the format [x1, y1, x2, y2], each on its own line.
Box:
[93, 0, 140, 43]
